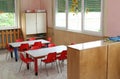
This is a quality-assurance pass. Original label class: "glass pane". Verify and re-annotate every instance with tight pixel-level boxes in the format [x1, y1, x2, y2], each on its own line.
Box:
[0, 13, 15, 27]
[83, 0, 101, 32]
[68, 0, 81, 31]
[55, 0, 66, 28]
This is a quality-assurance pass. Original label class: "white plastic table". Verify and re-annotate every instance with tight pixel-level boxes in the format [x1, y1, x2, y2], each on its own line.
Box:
[26, 45, 67, 76]
[9, 39, 50, 61]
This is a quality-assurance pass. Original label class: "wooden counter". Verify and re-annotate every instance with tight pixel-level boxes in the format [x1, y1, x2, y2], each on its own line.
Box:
[67, 40, 120, 79]
[108, 42, 120, 79]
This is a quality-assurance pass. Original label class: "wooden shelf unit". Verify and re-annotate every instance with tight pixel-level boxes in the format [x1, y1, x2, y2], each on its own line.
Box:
[67, 40, 107, 79]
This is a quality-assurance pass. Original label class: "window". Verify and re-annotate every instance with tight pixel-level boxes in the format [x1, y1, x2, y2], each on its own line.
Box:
[55, 0, 66, 29]
[0, 0, 19, 28]
[55, 0, 103, 36]
[68, 0, 82, 31]
[83, 0, 102, 35]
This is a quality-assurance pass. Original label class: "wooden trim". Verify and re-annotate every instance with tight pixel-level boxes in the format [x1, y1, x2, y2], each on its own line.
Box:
[0, 29, 23, 49]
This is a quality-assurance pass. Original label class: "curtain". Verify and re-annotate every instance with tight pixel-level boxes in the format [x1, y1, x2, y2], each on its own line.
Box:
[0, 0, 15, 13]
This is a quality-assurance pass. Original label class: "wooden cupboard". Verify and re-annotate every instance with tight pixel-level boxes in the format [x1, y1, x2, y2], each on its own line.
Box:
[21, 12, 47, 40]
[108, 42, 120, 79]
[67, 40, 120, 79]
[67, 40, 107, 79]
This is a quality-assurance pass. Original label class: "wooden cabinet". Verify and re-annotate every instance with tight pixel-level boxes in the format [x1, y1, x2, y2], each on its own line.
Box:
[108, 42, 120, 79]
[67, 40, 107, 79]
[21, 12, 47, 39]
[67, 40, 120, 79]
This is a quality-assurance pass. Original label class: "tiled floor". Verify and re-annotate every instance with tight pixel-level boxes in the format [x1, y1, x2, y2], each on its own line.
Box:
[0, 49, 67, 79]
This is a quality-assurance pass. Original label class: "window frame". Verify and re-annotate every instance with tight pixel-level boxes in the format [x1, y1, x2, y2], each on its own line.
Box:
[0, 0, 20, 29]
[54, 0, 104, 36]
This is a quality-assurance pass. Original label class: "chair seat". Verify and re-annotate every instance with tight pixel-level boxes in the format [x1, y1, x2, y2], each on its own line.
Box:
[57, 56, 67, 60]
[24, 58, 34, 64]
[41, 59, 55, 63]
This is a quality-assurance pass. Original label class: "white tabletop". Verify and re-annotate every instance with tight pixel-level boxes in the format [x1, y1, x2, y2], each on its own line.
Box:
[9, 39, 50, 47]
[26, 45, 67, 58]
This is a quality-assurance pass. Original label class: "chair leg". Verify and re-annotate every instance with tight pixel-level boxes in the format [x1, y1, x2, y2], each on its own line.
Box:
[19, 61, 23, 72]
[45, 64, 48, 76]
[59, 61, 62, 73]
[6, 52, 12, 60]
[6, 53, 9, 60]
[55, 61, 59, 73]
[61, 60, 65, 67]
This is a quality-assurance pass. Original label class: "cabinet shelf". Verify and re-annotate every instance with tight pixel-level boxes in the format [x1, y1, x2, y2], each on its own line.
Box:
[26, 33, 47, 40]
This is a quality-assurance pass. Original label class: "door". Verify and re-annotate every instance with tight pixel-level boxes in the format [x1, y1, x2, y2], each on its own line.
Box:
[36, 13, 46, 33]
[26, 13, 37, 34]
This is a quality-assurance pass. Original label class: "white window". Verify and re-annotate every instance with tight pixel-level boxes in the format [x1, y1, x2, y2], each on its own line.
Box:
[55, 0, 103, 36]
[55, 0, 66, 29]
[0, 0, 19, 28]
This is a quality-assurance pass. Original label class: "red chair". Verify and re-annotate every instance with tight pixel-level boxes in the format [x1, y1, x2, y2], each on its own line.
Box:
[47, 37, 52, 43]
[70, 42, 75, 45]
[57, 50, 67, 72]
[16, 38, 24, 42]
[6, 44, 14, 60]
[19, 52, 34, 72]
[48, 43, 56, 47]
[30, 45, 40, 50]
[18, 43, 30, 52]
[41, 52, 59, 76]
[29, 37, 36, 41]
[31, 42, 42, 49]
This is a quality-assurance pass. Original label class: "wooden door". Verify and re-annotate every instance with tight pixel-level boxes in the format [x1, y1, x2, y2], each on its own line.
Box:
[26, 13, 36, 34]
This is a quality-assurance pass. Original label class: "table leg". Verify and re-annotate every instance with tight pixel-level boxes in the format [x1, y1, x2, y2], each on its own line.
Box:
[10, 52, 13, 58]
[26, 53, 29, 70]
[46, 43, 49, 47]
[14, 47, 18, 62]
[34, 58, 38, 76]
[27, 63, 29, 70]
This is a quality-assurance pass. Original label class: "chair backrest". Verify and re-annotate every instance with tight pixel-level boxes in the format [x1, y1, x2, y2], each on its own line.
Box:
[47, 37, 52, 43]
[6, 43, 13, 52]
[60, 50, 67, 58]
[30, 45, 40, 50]
[48, 43, 56, 47]
[29, 37, 36, 41]
[19, 53, 26, 63]
[16, 38, 24, 42]
[19, 43, 29, 52]
[47, 52, 57, 62]
[70, 42, 75, 45]
[33, 42, 42, 48]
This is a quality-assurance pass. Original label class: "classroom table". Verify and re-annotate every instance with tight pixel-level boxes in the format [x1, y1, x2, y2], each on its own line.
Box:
[26, 45, 67, 76]
[9, 39, 50, 61]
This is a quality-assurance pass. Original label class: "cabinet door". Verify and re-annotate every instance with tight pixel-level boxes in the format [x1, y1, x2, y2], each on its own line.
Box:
[26, 13, 37, 34]
[36, 13, 46, 33]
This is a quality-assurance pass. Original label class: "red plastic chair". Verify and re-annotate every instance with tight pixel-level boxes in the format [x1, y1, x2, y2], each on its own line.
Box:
[30, 45, 40, 50]
[6, 44, 14, 60]
[29, 37, 36, 41]
[57, 50, 67, 72]
[31, 42, 42, 49]
[48, 43, 56, 47]
[47, 37, 52, 43]
[70, 42, 75, 45]
[41, 52, 59, 76]
[16, 38, 24, 42]
[19, 52, 34, 72]
[18, 43, 30, 52]
[57, 50, 67, 61]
